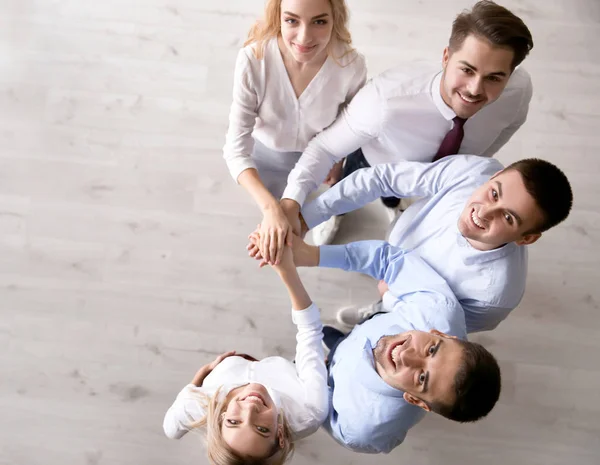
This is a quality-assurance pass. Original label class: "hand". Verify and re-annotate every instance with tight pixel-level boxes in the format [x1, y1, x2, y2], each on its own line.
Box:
[280, 199, 301, 236]
[247, 229, 268, 268]
[260, 205, 292, 265]
[207, 350, 237, 370]
[377, 280, 389, 297]
[324, 159, 344, 187]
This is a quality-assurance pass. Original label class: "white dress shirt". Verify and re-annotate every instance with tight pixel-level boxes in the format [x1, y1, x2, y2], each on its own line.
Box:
[283, 63, 532, 205]
[222, 37, 367, 196]
[163, 303, 328, 441]
[302, 156, 528, 332]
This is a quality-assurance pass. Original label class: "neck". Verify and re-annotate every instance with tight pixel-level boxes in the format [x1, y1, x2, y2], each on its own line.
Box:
[465, 237, 508, 251]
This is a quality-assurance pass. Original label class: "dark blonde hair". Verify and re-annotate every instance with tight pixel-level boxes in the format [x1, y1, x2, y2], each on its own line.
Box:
[190, 387, 295, 465]
[449, 0, 533, 70]
[245, 0, 354, 61]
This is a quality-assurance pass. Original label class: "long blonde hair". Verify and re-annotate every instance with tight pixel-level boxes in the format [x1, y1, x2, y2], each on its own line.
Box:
[245, 0, 354, 62]
[190, 388, 295, 465]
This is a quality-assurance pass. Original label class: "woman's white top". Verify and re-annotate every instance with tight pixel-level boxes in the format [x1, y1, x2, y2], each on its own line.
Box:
[163, 303, 328, 441]
[223, 37, 367, 182]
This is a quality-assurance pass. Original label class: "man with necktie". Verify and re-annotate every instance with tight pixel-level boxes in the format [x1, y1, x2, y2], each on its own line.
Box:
[277, 1, 535, 245]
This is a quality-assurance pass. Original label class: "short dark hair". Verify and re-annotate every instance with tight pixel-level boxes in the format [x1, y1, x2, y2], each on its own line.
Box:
[449, 0, 534, 70]
[431, 339, 501, 423]
[504, 158, 573, 234]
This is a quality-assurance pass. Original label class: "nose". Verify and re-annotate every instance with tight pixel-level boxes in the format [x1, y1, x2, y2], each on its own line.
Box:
[400, 347, 422, 368]
[467, 76, 483, 97]
[297, 25, 310, 44]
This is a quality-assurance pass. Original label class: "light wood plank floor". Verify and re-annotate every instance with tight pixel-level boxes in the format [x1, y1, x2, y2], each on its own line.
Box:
[1, 1, 599, 464]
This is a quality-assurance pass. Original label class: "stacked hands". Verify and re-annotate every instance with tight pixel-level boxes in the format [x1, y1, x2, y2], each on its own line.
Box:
[251, 199, 309, 267]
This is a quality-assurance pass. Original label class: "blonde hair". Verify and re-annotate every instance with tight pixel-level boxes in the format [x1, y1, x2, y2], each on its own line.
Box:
[245, 0, 355, 62]
[190, 388, 295, 465]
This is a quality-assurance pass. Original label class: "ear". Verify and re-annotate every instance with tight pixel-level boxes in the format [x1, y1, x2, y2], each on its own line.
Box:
[276, 424, 285, 449]
[430, 329, 457, 340]
[403, 392, 431, 412]
[515, 232, 541, 246]
[442, 46, 450, 68]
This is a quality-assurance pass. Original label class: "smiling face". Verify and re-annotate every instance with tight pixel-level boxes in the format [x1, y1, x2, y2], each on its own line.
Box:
[458, 168, 544, 251]
[373, 330, 464, 410]
[279, 0, 334, 64]
[221, 383, 282, 459]
[440, 34, 514, 119]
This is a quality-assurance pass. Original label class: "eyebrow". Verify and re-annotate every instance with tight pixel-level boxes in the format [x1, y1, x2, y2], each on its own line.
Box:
[422, 339, 443, 394]
[495, 181, 523, 226]
[458, 60, 508, 77]
[224, 422, 270, 438]
[283, 11, 330, 20]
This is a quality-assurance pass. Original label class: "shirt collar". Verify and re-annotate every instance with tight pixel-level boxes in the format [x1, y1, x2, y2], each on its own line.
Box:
[431, 71, 456, 121]
[455, 230, 521, 264]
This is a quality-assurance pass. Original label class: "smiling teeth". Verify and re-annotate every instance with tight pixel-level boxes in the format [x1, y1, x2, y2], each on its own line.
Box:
[460, 93, 480, 103]
[472, 211, 484, 229]
[245, 396, 262, 402]
[391, 345, 402, 362]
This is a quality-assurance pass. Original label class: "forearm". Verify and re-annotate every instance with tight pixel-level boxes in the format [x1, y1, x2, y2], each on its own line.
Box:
[237, 168, 279, 213]
[277, 267, 312, 310]
[191, 366, 211, 387]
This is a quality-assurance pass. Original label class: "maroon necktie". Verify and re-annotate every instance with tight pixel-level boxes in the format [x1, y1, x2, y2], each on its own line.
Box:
[433, 116, 467, 161]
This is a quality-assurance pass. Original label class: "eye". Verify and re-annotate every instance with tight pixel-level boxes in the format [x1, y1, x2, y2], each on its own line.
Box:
[284, 18, 297, 25]
[504, 213, 513, 225]
[462, 67, 473, 75]
[226, 419, 240, 425]
[487, 76, 501, 82]
[428, 345, 436, 355]
[418, 372, 426, 384]
[257, 426, 270, 433]
[491, 189, 498, 200]
[314, 19, 328, 25]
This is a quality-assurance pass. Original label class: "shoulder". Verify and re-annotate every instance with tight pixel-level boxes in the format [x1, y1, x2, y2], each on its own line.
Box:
[500, 66, 533, 100]
[371, 62, 438, 98]
[437, 155, 505, 179]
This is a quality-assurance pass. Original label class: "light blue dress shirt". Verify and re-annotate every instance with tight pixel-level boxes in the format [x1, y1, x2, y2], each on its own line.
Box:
[303, 155, 528, 333]
[318, 240, 467, 453]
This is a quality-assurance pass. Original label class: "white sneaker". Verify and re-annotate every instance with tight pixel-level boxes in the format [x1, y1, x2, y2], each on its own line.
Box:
[337, 300, 383, 328]
[311, 215, 342, 246]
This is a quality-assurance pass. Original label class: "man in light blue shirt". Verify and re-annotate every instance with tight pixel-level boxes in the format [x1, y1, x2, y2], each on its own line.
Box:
[259, 238, 502, 453]
[300, 155, 573, 333]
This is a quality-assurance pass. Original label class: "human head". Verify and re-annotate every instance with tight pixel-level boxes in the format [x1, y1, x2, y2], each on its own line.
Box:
[440, 1, 534, 118]
[373, 329, 501, 422]
[245, 0, 352, 61]
[199, 384, 294, 465]
[458, 158, 573, 251]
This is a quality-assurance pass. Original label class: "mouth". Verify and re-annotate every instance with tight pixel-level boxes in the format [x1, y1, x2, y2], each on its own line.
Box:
[388, 337, 410, 368]
[470, 208, 485, 230]
[241, 392, 266, 407]
[293, 43, 317, 54]
[458, 91, 484, 105]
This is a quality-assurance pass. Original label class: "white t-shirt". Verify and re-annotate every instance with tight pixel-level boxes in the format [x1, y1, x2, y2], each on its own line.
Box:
[223, 37, 367, 183]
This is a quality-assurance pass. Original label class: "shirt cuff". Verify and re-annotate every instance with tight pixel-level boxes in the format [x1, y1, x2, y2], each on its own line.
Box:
[301, 201, 328, 229]
[282, 184, 308, 207]
[228, 160, 257, 183]
[318, 245, 347, 270]
[291, 302, 321, 325]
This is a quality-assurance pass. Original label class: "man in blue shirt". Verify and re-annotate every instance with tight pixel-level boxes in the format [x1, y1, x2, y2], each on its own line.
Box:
[247, 235, 502, 453]
[299, 155, 573, 333]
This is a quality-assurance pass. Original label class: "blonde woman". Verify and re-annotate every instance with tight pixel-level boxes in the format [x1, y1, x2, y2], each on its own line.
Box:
[224, 0, 366, 266]
[163, 245, 328, 464]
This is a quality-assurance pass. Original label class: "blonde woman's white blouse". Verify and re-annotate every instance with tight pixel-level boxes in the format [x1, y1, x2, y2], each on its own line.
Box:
[223, 37, 367, 182]
[163, 303, 328, 441]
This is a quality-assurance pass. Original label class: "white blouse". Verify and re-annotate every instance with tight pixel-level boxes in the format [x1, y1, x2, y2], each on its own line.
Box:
[163, 303, 328, 441]
[223, 37, 367, 182]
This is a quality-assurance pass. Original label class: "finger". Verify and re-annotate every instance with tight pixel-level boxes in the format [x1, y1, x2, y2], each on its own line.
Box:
[275, 230, 285, 264]
[286, 228, 293, 247]
[259, 259, 268, 268]
[261, 229, 269, 263]
[269, 230, 277, 264]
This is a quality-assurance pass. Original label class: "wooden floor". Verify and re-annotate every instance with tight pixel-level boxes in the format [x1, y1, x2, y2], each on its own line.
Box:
[1, 1, 599, 464]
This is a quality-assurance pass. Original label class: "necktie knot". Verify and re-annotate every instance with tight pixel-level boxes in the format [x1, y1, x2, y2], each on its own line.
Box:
[453, 116, 467, 127]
